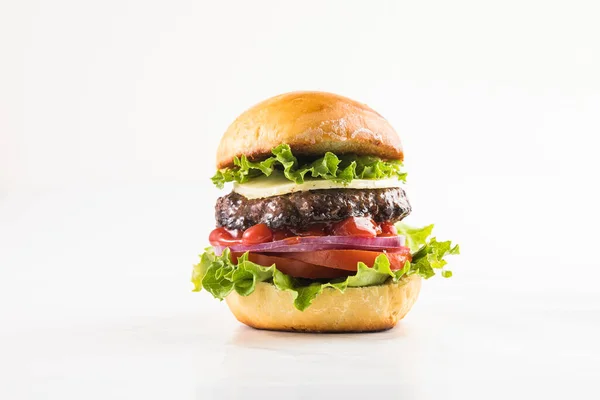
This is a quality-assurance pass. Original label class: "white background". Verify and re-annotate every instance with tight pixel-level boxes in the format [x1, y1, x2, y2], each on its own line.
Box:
[1, 1, 599, 399]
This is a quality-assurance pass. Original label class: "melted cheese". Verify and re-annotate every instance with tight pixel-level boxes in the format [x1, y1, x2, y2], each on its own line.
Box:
[233, 174, 402, 199]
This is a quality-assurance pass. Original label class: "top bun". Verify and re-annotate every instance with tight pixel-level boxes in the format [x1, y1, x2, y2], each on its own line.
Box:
[216, 91, 403, 169]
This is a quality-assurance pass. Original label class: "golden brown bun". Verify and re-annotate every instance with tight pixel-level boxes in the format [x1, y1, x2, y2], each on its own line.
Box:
[225, 275, 421, 333]
[216, 91, 403, 169]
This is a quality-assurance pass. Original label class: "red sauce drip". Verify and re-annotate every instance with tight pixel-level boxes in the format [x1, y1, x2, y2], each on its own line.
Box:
[380, 222, 398, 236]
[331, 217, 381, 237]
[291, 223, 328, 237]
[272, 229, 293, 241]
[241, 223, 273, 245]
[208, 227, 242, 245]
[208, 217, 397, 246]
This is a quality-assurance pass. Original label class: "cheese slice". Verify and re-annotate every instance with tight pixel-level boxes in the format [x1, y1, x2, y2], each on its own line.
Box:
[233, 174, 403, 199]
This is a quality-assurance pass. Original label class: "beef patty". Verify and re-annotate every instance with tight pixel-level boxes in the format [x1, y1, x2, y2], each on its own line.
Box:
[215, 188, 411, 231]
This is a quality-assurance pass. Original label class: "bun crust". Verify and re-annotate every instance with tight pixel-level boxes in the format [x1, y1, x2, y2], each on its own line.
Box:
[216, 91, 403, 169]
[225, 275, 421, 333]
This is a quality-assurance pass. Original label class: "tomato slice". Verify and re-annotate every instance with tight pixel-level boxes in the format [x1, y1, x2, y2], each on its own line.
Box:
[230, 252, 351, 280]
[278, 248, 412, 271]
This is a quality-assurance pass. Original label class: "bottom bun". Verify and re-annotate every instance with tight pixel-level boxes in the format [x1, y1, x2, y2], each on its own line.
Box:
[225, 275, 421, 333]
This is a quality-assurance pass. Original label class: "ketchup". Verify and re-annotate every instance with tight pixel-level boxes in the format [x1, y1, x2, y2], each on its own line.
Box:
[208, 227, 242, 245]
[242, 223, 273, 245]
[292, 223, 328, 237]
[380, 222, 397, 236]
[208, 217, 397, 246]
[272, 229, 293, 241]
[332, 217, 381, 237]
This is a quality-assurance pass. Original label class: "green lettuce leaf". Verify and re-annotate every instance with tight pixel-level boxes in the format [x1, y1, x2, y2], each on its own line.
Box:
[211, 144, 407, 189]
[192, 249, 410, 311]
[191, 224, 459, 311]
[395, 222, 434, 252]
[408, 236, 460, 279]
[397, 222, 460, 278]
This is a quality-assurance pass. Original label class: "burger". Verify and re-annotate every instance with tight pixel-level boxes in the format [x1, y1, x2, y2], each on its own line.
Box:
[191, 91, 459, 332]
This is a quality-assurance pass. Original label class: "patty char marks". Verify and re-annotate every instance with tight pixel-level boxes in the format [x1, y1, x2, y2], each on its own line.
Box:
[215, 188, 411, 231]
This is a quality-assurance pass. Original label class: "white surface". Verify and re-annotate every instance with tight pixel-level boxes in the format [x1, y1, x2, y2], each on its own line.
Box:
[1, 187, 599, 399]
[1, 0, 600, 398]
[1, 0, 600, 191]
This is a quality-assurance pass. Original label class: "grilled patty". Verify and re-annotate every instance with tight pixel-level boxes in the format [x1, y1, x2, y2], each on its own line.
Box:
[215, 188, 411, 231]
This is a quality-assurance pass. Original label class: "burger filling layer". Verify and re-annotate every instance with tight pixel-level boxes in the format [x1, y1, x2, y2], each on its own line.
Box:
[215, 187, 411, 231]
[192, 144, 459, 311]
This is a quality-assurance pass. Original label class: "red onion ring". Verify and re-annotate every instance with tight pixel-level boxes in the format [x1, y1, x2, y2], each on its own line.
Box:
[212, 235, 405, 255]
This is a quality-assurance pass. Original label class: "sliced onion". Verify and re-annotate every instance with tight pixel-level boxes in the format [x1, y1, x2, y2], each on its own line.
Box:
[213, 235, 406, 255]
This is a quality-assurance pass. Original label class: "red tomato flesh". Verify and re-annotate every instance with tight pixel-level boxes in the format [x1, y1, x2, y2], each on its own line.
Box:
[279, 248, 412, 271]
[231, 252, 350, 279]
